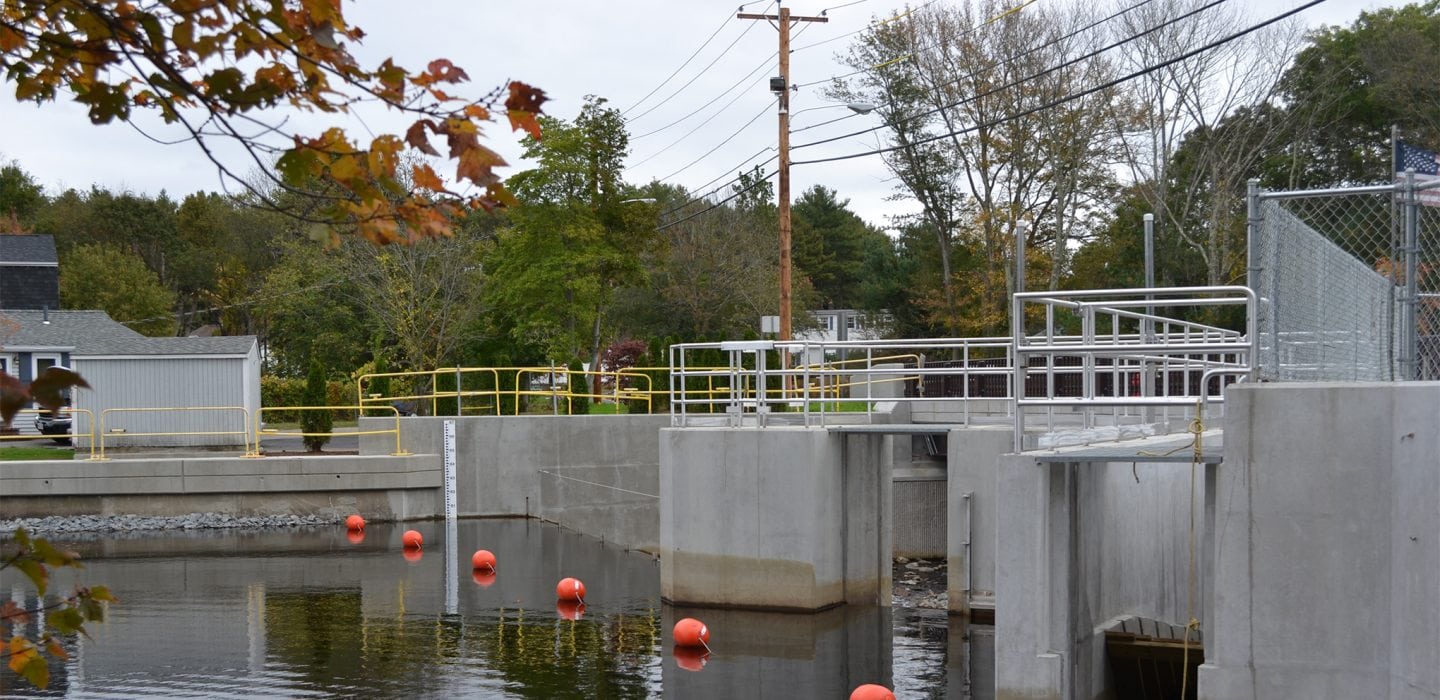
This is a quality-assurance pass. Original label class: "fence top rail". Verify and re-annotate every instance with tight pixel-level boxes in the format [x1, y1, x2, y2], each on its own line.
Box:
[1015, 285, 1255, 301]
[1259, 183, 1400, 200]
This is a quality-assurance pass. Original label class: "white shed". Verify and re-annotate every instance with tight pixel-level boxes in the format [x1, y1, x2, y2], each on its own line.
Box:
[2, 310, 260, 448]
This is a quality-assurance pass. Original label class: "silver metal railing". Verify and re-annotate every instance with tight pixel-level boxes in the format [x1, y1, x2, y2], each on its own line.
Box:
[668, 287, 1256, 450]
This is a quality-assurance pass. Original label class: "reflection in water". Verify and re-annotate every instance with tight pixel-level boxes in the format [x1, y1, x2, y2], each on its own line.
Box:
[0, 520, 989, 698]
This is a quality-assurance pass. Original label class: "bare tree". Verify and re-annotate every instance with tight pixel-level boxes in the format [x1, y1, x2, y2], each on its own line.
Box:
[1114, 0, 1304, 285]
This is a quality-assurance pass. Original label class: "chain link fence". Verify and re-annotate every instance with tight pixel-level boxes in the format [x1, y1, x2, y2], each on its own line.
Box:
[1251, 180, 1440, 382]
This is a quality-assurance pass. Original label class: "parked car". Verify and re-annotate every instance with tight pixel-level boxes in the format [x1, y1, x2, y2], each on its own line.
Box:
[34, 409, 71, 446]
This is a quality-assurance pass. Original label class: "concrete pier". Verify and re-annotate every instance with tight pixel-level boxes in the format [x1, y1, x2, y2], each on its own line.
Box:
[1199, 383, 1440, 699]
[659, 427, 892, 611]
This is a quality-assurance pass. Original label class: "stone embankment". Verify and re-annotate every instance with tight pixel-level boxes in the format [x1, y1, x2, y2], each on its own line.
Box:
[0, 512, 341, 535]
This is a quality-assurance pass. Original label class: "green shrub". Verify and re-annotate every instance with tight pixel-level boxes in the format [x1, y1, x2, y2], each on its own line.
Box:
[302, 360, 332, 451]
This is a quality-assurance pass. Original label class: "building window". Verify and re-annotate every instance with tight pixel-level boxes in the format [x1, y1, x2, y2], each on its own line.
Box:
[846, 316, 859, 331]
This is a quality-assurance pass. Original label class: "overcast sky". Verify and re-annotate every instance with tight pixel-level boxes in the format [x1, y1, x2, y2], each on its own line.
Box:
[0, 0, 1415, 230]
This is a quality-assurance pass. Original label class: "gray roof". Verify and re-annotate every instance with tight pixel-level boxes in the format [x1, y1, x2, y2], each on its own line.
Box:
[0, 234, 57, 265]
[0, 309, 256, 356]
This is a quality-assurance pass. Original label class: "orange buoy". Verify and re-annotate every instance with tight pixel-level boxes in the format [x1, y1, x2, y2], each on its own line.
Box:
[402, 529, 423, 549]
[471, 569, 496, 588]
[345, 529, 365, 545]
[850, 684, 895, 700]
[556, 600, 586, 621]
[673, 646, 710, 672]
[402, 548, 423, 564]
[556, 577, 586, 602]
[471, 549, 497, 572]
[345, 514, 365, 531]
[673, 617, 710, 648]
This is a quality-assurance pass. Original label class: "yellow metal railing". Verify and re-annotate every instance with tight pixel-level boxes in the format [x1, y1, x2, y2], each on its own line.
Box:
[0, 407, 98, 460]
[357, 367, 503, 417]
[97, 406, 250, 461]
[254, 405, 409, 457]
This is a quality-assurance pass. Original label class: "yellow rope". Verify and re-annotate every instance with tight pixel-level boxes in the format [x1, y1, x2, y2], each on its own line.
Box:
[1180, 399, 1205, 699]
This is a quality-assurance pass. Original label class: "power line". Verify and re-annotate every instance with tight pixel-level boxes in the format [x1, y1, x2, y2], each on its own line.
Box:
[657, 168, 778, 231]
[622, 8, 744, 117]
[789, 0, 941, 55]
[792, 0, 1325, 167]
[797, 0, 1155, 91]
[793, 0, 1233, 153]
[656, 97, 778, 181]
[625, 7, 771, 124]
[632, 51, 776, 141]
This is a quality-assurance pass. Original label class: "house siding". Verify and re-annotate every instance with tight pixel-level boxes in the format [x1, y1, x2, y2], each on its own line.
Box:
[71, 356, 254, 448]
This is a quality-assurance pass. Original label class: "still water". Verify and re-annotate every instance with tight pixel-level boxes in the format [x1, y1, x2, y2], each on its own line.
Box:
[2, 520, 991, 698]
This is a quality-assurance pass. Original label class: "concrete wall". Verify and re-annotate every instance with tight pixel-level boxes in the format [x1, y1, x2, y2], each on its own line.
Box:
[1199, 382, 1440, 699]
[0, 454, 441, 520]
[995, 445, 1207, 700]
[362, 415, 667, 550]
[659, 426, 892, 611]
[947, 426, 1010, 615]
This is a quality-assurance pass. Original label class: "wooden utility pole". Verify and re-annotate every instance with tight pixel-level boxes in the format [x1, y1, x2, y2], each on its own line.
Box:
[738, 6, 827, 345]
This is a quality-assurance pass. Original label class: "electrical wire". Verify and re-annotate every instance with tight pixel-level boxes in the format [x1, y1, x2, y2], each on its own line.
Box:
[632, 77, 772, 167]
[789, 0, 941, 54]
[798, 0, 1150, 91]
[793, 0, 1233, 152]
[622, 8, 744, 117]
[657, 168, 778, 231]
[633, 51, 776, 141]
[792, 0, 1326, 167]
[626, 4, 773, 124]
[656, 97, 778, 181]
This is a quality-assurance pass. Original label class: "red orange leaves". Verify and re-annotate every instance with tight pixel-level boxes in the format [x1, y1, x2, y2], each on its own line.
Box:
[506, 81, 547, 139]
[406, 120, 440, 156]
[412, 163, 447, 192]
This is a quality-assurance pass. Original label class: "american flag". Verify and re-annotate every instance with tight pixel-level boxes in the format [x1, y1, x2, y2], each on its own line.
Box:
[1395, 141, 1440, 206]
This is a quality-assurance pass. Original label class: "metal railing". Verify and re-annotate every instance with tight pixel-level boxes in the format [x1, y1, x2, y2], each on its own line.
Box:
[97, 406, 251, 460]
[254, 405, 409, 457]
[0, 407, 98, 459]
[669, 337, 1015, 428]
[1011, 286, 1256, 450]
[358, 365, 674, 416]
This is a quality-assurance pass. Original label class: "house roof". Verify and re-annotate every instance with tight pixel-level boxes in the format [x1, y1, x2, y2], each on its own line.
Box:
[0, 309, 256, 356]
[0, 234, 58, 265]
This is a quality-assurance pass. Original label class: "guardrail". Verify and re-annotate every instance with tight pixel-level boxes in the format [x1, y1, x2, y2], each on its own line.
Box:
[254, 405, 409, 457]
[1, 407, 98, 459]
[1011, 286, 1256, 450]
[358, 365, 678, 416]
[669, 337, 1015, 427]
[97, 406, 251, 460]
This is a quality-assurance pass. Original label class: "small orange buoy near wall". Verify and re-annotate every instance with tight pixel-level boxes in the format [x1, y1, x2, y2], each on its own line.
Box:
[471, 569, 496, 588]
[471, 549, 496, 571]
[345, 514, 365, 531]
[672, 646, 710, 672]
[673, 618, 710, 648]
[556, 600, 586, 620]
[402, 529, 423, 549]
[850, 684, 895, 700]
[556, 577, 586, 602]
[346, 529, 365, 545]
[402, 548, 423, 564]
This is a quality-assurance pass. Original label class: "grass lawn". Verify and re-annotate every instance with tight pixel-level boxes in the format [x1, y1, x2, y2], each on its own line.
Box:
[260, 419, 360, 431]
[0, 446, 74, 460]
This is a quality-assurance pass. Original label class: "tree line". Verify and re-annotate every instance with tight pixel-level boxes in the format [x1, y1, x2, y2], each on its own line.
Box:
[1, 0, 1435, 385]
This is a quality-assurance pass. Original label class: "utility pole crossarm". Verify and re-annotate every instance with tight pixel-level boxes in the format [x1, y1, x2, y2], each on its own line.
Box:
[736, 12, 830, 22]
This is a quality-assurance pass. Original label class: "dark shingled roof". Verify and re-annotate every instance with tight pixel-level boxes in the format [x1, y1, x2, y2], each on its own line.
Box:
[0, 235, 58, 265]
[0, 310, 256, 356]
